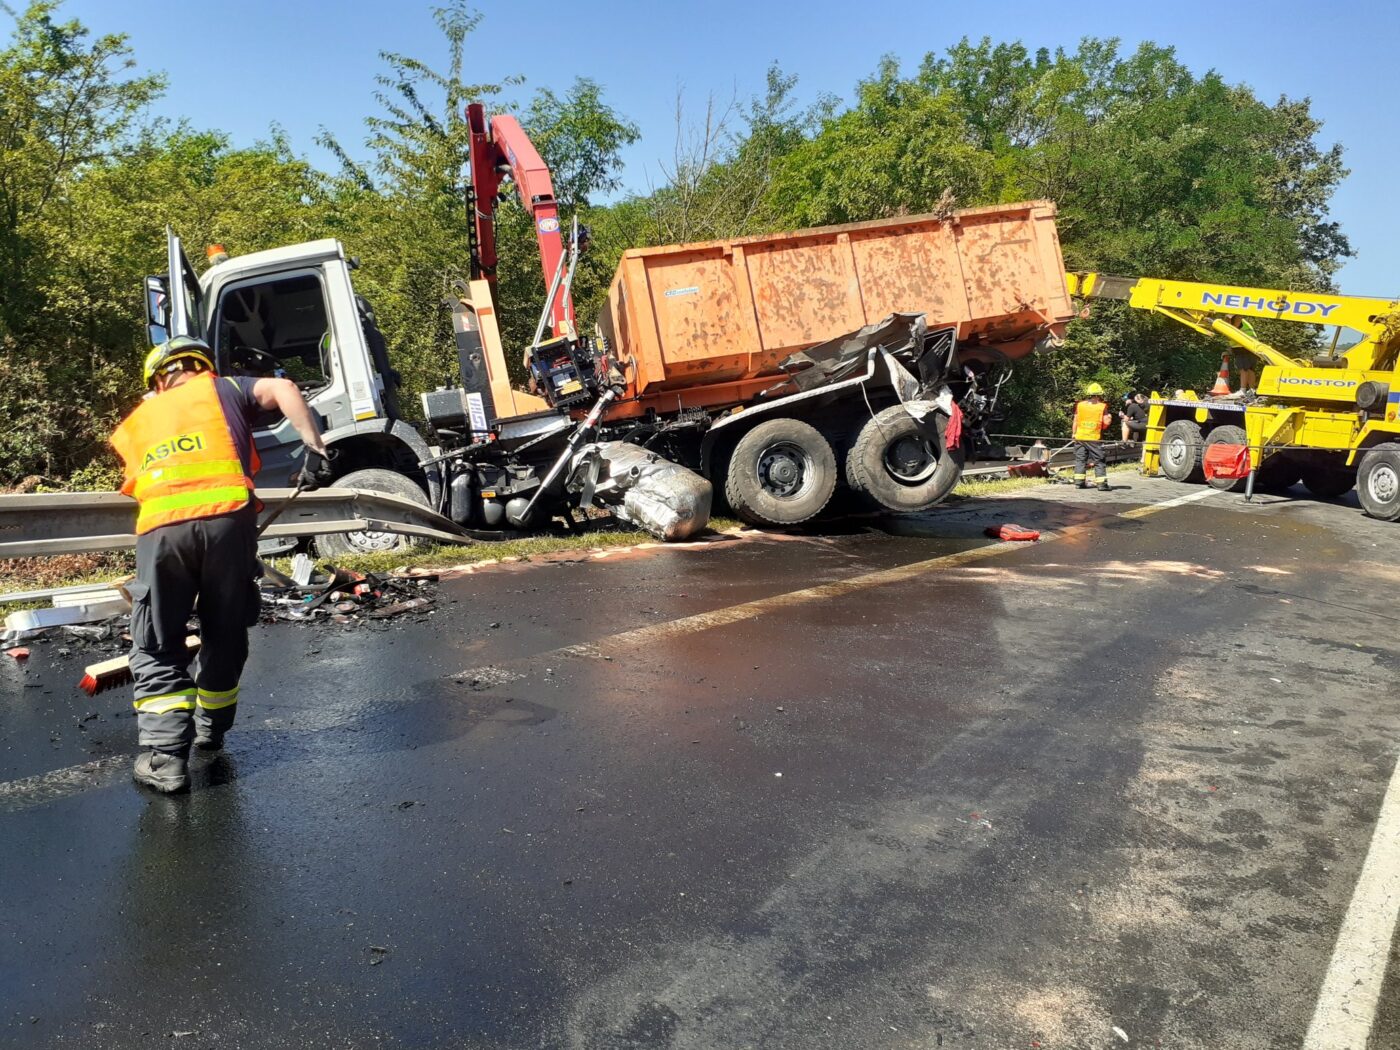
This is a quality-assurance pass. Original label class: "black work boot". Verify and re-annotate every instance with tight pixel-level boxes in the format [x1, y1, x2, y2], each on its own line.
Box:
[193, 727, 225, 752]
[133, 750, 189, 793]
[1075, 481, 1088, 490]
[1097, 480, 1110, 492]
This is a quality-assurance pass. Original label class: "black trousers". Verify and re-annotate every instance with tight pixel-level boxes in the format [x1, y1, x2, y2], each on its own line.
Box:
[1073, 440, 1107, 481]
[127, 507, 259, 753]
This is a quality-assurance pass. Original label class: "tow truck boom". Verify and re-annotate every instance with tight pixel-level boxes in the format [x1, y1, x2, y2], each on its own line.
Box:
[1066, 272, 1400, 373]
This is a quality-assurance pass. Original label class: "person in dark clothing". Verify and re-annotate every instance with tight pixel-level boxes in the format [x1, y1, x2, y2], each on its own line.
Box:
[110, 336, 333, 793]
[1121, 392, 1149, 442]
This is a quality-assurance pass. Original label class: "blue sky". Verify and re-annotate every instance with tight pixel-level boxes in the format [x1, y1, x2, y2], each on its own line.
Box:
[61, 0, 1398, 297]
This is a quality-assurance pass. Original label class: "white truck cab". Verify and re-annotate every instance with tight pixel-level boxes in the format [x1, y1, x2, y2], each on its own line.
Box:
[145, 230, 436, 554]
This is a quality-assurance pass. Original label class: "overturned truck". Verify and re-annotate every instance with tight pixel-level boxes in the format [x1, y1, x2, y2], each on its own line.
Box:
[432, 196, 1075, 535]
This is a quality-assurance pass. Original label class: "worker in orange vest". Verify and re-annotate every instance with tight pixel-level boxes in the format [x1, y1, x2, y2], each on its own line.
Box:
[1072, 382, 1113, 491]
[110, 337, 333, 792]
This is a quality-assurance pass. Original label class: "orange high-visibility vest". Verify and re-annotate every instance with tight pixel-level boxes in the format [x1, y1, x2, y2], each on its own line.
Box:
[1072, 400, 1109, 441]
[110, 374, 260, 535]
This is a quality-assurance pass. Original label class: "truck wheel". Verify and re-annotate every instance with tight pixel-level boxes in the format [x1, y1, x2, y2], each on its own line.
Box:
[1358, 443, 1400, 520]
[724, 418, 837, 527]
[1158, 419, 1204, 483]
[314, 468, 430, 559]
[845, 405, 965, 513]
[1202, 425, 1249, 492]
[1300, 463, 1355, 500]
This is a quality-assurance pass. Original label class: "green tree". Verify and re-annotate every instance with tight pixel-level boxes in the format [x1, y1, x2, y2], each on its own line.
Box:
[768, 57, 995, 227]
[0, 2, 162, 479]
[51, 128, 325, 452]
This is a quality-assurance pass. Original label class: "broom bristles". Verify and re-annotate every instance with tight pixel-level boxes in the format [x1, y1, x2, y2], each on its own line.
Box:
[76, 635, 199, 697]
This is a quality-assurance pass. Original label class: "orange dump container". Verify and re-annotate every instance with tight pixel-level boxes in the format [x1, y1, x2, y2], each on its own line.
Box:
[598, 201, 1071, 415]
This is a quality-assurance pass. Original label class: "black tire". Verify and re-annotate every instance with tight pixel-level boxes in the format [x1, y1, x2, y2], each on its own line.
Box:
[1202, 424, 1249, 492]
[1358, 443, 1400, 521]
[724, 418, 837, 527]
[845, 405, 965, 513]
[1255, 452, 1301, 495]
[1300, 463, 1355, 500]
[1159, 419, 1205, 483]
[314, 467, 430, 559]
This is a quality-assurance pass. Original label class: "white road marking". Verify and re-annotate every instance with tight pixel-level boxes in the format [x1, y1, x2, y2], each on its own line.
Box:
[1302, 752, 1400, 1049]
[1116, 486, 1222, 519]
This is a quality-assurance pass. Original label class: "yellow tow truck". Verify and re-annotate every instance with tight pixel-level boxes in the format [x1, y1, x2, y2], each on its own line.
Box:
[1066, 273, 1400, 519]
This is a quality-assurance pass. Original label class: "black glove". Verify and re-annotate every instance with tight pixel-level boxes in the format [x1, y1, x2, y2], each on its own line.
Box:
[293, 448, 335, 491]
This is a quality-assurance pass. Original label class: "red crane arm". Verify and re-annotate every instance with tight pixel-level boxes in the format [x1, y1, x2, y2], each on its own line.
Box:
[466, 102, 571, 337]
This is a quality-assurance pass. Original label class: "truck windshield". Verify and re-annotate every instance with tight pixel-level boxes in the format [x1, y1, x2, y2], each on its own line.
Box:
[211, 270, 333, 391]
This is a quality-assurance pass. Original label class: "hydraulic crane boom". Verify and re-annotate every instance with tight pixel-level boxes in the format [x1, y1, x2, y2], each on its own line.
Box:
[465, 102, 573, 338]
[1066, 272, 1400, 373]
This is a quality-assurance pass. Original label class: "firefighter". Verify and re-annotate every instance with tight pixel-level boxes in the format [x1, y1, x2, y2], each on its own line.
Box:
[1072, 382, 1113, 490]
[110, 336, 333, 792]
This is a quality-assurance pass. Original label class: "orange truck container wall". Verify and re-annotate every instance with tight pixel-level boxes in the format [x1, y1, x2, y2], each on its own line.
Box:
[598, 201, 1071, 416]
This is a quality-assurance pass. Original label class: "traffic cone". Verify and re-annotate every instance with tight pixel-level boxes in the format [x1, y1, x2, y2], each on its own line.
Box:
[1210, 354, 1231, 396]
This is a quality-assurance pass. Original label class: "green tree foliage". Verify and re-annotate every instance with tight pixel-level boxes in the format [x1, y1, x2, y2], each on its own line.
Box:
[0, 3, 321, 480]
[316, 1, 512, 400]
[0, 1, 161, 478]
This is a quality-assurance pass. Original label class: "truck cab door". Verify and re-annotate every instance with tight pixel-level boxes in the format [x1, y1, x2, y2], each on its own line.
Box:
[144, 227, 205, 347]
[165, 227, 205, 340]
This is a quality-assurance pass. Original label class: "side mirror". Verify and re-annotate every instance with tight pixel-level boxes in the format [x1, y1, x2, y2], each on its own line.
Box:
[144, 275, 170, 347]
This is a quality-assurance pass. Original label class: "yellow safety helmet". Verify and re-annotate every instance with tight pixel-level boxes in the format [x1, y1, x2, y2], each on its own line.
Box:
[1084, 381, 1105, 396]
[143, 336, 214, 389]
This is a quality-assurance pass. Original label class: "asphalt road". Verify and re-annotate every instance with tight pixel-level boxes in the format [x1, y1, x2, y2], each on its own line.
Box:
[2, 476, 1398, 1049]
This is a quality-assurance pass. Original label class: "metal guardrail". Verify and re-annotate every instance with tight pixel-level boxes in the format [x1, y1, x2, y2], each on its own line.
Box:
[0, 488, 473, 558]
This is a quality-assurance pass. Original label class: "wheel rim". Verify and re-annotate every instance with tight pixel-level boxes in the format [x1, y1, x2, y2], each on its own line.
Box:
[883, 434, 938, 484]
[343, 527, 404, 553]
[1164, 435, 1187, 470]
[757, 441, 813, 500]
[1367, 463, 1399, 506]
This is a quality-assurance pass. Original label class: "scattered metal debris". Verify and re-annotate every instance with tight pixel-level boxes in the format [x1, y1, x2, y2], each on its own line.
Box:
[258, 564, 439, 627]
[2, 595, 130, 642]
[290, 553, 315, 587]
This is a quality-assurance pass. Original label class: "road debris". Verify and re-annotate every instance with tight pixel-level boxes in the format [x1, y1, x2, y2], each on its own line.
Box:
[5, 646, 29, 660]
[258, 564, 439, 627]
